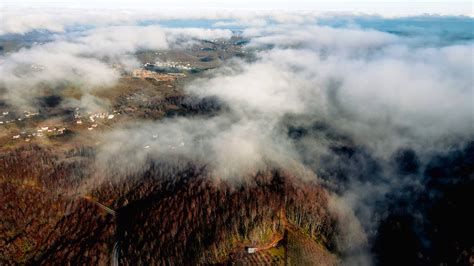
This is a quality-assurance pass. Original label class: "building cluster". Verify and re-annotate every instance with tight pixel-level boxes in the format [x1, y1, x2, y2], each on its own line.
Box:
[73, 108, 119, 131]
[0, 110, 39, 125]
[11, 126, 68, 141]
[4, 108, 121, 142]
[132, 69, 185, 82]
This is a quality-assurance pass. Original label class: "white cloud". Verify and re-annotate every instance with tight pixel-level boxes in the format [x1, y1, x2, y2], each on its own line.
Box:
[0, 24, 233, 109]
[2, 3, 471, 36]
[0, 7, 472, 262]
[91, 21, 473, 185]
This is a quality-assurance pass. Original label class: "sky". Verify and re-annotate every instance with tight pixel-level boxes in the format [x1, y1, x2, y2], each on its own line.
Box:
[2, 0, 473, 16]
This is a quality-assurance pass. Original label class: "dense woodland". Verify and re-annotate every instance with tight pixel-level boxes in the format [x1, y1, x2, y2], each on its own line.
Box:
[0, 145, 114, 264]
[0, 144, 339, 264]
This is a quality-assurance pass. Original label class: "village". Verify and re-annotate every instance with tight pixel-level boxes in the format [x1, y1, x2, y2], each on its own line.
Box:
[0, 107, 120, 144]
[0, 36, 246, 147]
[0, 60, 185, 145]
[0, 110, 39, 125]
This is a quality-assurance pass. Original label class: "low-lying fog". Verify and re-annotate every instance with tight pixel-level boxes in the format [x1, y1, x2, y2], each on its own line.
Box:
[1, 7, 473, 265]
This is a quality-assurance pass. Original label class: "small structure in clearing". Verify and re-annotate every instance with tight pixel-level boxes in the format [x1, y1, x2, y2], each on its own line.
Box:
[245, 247, 257, 254]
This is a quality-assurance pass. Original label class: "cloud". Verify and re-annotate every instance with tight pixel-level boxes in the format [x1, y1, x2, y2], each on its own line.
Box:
[163, 28, 233, 48]
[95, 114, 299, 183]
[0, 46, 120, 108]
[328, 194, 370, 265]
[237, 24, 474, 156]
[1, 7, 472, 263]
[3, 4, 471, 37]
[77, 25, 169, 57]
[0, 7, 271, 35]
[244, 24, 399, 53]
[0, 24, 233, 110]
[187, 57, 312, 116]
[91, 18, 473, 264]
[0, 7, 141, 35]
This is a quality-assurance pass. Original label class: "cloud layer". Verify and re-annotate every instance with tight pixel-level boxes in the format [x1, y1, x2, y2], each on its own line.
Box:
[92, 19, 472, 264]
[0, 24, 232, 109]
[1, 8, 473, 264]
